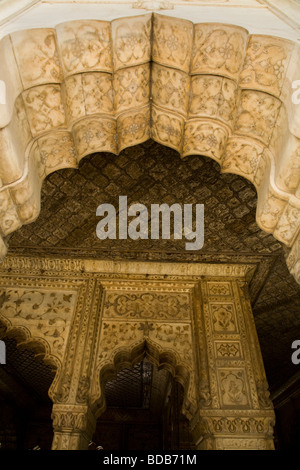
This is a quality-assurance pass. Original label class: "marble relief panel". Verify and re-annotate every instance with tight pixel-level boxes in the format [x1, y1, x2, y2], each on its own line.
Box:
[152, 14, 193, 73]
[103, 291, 191, 320]
[189, 75, 238, 128]
[217, 369, 250, 407]
[152, 64, 190, 116]
[240, 35, 294, 98]
[22, 84, 66, 137]
[0, 287, 77, 360]
[112, 15, 152, 71]
[56, 20, 113, 75]
[114, 64, 150, 116]
[191, 24, 248, 80]
[210, 302, 238, 333]
[11, 28, 63, 89]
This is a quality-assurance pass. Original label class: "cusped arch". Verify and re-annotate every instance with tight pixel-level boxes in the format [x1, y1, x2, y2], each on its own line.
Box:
[0, 316, 62, 401]
[90, 339, 197, 422]
[0, 13, 299, 282]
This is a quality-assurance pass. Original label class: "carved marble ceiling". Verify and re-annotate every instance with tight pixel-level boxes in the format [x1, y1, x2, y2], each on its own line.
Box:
[7, 140, 300, 394]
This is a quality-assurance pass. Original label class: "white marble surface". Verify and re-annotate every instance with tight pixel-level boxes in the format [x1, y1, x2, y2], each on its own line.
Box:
[0, 0, 299, 42]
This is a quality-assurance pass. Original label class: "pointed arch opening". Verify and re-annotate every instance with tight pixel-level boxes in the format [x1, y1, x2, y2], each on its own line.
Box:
[0, 320, 60, 449]
[91, 339, 197, 451]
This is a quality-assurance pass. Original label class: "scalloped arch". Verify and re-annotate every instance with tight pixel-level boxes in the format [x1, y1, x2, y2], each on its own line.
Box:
[91, 339, 196, 422]
[0, 318, 61, 400]
[0, 13, 299, 282]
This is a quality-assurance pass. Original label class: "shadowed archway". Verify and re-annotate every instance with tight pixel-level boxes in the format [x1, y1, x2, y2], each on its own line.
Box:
[91, 339, 195, 451]
[0, 322, 58, 449]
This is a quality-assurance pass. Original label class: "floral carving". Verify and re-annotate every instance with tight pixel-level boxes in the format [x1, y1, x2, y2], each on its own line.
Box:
[152, 64, 189, 115]
[211, 303, 237, 332]
[152, 14, 193, 72]
[218, 370, 249, 406]
[112, 15, 152, 70]
[64, 72, 114, 123]
[22, 84, 66, 137]
[189, 75, 238, 127]
[99, 322, 140, 359]
[151, 107, 184, 151]
[11, 29, 63, 89]
[191, 25, 248, 80]
[103, 292, 190, 320]
[63, 74, 86, 124]
[183, 121, 228, 161]
[73, 117, 117, 158]
[0, 189, 21, 236]
[215, 342, 241, 358]
[274, 201, 300, 246]
[56, 21, 112, 75]
[240, 36, 293, 97]
[235, 90, 281, 145]
[118, 108, 150, 151]
[0, 289, 76, 358]
[223, 139, 263, 182]
[35, 132, 77, 176]
[114, 64, 150, 115]
[207, 282, 231, 296]
[83, 72, 114, 115]
[201, 415, 274, 436]
[257, 190, 286, 232]
[153, 323, 192, 362]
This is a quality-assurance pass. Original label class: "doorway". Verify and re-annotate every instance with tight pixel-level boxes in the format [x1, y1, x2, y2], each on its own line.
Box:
[92, 358, 192, 450]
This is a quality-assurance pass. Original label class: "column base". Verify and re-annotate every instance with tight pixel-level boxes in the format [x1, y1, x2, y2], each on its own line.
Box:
[192, 410, 275, 450]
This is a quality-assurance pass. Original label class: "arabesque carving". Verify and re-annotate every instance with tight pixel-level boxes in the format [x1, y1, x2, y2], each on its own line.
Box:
[0, 13, 299, 283]
[0, 288, 76, 360]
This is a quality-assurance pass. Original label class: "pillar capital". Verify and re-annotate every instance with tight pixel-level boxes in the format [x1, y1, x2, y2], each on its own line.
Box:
[51, 403, 96, 450]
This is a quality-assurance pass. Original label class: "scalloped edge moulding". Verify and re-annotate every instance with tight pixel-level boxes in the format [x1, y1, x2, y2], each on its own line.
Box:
[0, 11, 299, 282]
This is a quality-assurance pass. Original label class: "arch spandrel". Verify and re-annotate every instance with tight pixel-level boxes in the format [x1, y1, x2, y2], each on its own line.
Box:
[0, 13, 299, 283]
[0, 285, 78, 400]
